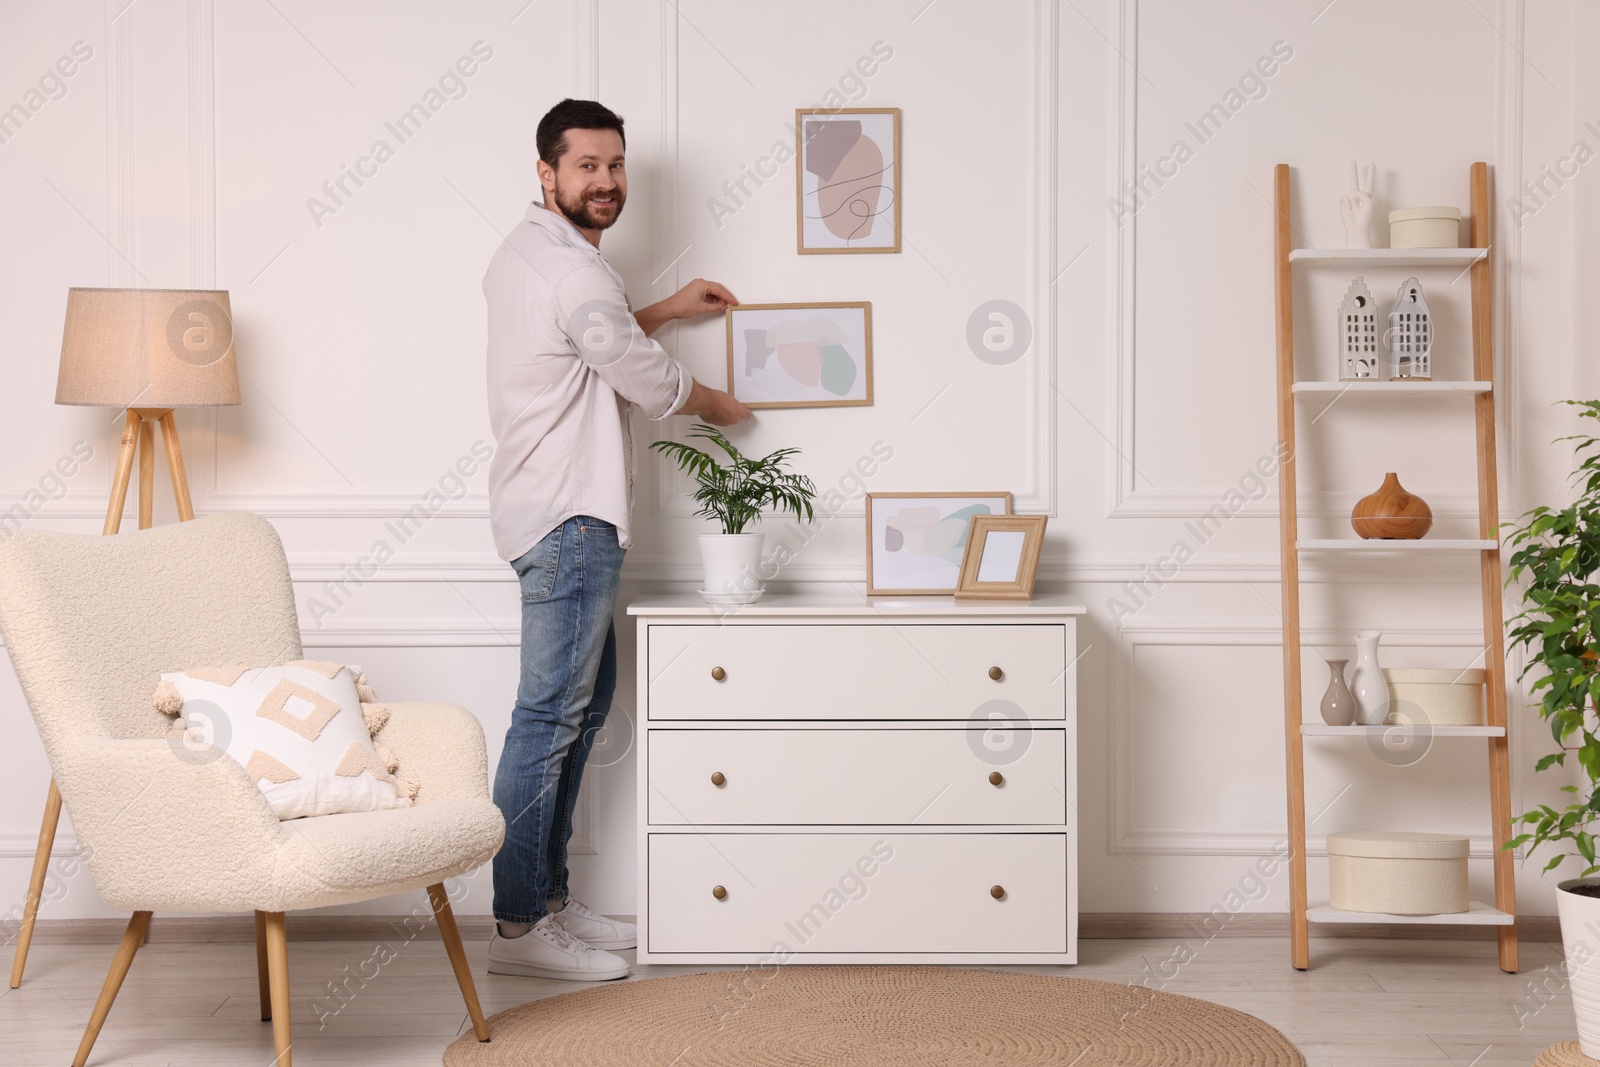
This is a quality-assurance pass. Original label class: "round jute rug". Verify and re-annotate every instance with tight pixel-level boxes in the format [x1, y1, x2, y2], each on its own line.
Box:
[443, 966, 1304, 1066]
[1535, 1041, 1600, 1065]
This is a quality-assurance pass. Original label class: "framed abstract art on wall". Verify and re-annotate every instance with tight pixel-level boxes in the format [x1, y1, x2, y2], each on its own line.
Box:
[796, 108, 901, 254]
[726, 302, 872, 409]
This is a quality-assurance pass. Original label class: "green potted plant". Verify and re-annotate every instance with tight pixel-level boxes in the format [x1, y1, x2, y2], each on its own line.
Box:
[1504, 399, 1600, 1055]
[650, 424, 816, 604]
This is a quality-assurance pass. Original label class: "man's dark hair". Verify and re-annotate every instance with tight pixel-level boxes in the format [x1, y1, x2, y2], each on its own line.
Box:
[536, 99, 626, 168]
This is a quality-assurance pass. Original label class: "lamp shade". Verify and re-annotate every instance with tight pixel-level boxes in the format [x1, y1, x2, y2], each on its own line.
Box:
[55, 288, 240, 407]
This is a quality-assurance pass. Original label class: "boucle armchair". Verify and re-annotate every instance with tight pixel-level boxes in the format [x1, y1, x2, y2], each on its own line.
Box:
[0, 513, 504, 1066]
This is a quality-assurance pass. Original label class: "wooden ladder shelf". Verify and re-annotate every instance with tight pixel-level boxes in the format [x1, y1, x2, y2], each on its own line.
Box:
[1273, 162, 1517, 973]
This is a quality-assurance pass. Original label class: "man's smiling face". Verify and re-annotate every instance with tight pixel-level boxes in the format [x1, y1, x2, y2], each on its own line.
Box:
[544, 127, 626, 232]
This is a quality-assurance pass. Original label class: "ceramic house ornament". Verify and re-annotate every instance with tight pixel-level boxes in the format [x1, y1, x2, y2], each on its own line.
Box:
[1340, 161, 1376, 248]
[1338, 277, 1379, 380]
[1387, 277, 1433, 380]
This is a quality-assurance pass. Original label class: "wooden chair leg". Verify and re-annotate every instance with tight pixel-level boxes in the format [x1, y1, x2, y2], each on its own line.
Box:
[427, 884, 489, 1042]
[9, 779, 63, 988]
[255, 911, 272, 1021]
[263, 911, 292, 1067]
[71, 911, 151, 1067]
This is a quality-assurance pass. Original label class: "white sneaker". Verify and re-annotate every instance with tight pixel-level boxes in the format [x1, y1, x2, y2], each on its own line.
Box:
[552, 896, 638, 950]
[487, 914, 630, 981]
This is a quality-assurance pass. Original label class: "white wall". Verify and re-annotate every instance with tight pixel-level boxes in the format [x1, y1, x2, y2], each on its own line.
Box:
[0, 0, 1592, 926]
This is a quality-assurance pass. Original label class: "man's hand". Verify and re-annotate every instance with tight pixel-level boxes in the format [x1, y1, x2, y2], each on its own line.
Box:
[636, 278, 739, 337]
[668, 278, 738, 318]
[681, 380, 752, 427]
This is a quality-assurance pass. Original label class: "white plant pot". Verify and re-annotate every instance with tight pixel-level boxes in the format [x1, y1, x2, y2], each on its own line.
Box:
[1557, 878, 1600, 1057]
[698, 532, 765, 604]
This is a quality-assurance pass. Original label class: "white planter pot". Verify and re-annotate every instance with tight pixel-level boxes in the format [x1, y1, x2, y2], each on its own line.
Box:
[697, 533, 765, 604]
[1557, 879, 1600, 1057]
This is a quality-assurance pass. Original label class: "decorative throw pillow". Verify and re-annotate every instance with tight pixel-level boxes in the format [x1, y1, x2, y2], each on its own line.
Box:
[152, 660, 415, 820]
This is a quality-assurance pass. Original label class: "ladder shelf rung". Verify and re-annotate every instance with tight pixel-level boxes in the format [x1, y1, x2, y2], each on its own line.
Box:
[1296, 539, 1497, 551]
[1306, 902, 1513, 926]
[1300, 724, 1505, 738]
[1292, 381, 1491, 397]
[1287, 248, 1488, 267]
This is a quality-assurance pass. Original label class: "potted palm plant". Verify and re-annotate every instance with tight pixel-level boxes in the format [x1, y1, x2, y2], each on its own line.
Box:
[650, 424, 816, 604]
[1505, 399, 1600, 1055]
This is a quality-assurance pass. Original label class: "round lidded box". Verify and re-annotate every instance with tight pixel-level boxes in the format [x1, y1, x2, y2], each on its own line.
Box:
[1389, 206, 1461, 249]
[1327, 831, 1469, 915]
[1383, 668, 1487, 727]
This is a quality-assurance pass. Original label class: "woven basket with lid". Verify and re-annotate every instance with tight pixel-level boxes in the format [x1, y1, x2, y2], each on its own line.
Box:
[1383, 668, 1487, 727]
[1388, 206, 1461, 248]
[1327, 831, 1469, 915]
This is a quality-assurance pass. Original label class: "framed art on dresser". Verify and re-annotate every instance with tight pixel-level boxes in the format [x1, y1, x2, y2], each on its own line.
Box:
[864, 492, 1012, 595]
[954, 514, 1047, 601]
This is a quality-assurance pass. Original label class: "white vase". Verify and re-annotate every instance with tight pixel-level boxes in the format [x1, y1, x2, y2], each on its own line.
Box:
[1350, 630, 1388, 725]
[697, 532, 765, 604]
[1557, 879, 1600, 1057]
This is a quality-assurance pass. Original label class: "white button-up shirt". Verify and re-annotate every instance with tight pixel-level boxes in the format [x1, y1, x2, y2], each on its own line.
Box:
[484, 203, 691, 559]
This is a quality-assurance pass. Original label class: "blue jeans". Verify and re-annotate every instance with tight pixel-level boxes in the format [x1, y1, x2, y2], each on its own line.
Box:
[492, 515, 625, 924]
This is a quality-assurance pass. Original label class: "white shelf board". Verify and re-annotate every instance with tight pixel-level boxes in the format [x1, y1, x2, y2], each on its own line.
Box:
[1306, 901, 1513, 926]
[1288, 248, 1488, 267]
[1293, 381, 1491, 396]
[1298, 539, 1497, 551]
[1301, 724, 1504, 738]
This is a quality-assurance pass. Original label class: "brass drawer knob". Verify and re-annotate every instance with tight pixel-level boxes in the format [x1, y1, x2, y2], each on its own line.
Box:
[989, 771, 1004, 786]
[988, 666, 1004, 681]
[710, 771, 726, 787]
[711, 666, 727, 681]
[712, 885, 728, 900]
[990, 885, 1006, 900]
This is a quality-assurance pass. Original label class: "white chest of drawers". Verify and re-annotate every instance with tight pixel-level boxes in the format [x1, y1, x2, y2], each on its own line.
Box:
[628, 591, 1085, 964]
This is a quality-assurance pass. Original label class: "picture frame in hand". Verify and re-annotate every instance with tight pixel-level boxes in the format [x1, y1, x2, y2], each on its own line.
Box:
[726, 302, 872, 409]
[954, 514, 1047, 601]
[796, 107, 901, 254]
[864, 492, 1012, 596]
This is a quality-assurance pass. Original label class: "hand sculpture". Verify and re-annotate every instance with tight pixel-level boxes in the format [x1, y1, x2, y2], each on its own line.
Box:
[1340, 161, 1376, 249]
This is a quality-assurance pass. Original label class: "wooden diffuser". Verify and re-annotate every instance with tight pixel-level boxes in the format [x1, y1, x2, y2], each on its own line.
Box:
[1351, 472, 1433, 539]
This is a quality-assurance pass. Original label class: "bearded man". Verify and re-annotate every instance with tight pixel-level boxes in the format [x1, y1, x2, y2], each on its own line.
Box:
[482, 98, 749, 979]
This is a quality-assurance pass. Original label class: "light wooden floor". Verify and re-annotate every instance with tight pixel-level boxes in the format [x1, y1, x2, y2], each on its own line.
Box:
[0, 934, 1577, 1066]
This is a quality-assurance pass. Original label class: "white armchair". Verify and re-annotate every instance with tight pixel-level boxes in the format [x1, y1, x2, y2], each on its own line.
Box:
[0, 513, 505, 1066]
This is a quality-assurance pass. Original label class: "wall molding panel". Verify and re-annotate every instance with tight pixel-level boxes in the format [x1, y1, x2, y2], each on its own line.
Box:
[1108, 619, 1511, 856]
[1104, 0, 1522, 519]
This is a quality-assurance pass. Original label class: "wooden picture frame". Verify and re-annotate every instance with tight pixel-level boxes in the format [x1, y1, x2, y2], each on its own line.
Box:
[955, 514, 1047, 601]
[796, 107, 901, 254]
[864, 492, 1013, 596]
[726, 302, 873, 410]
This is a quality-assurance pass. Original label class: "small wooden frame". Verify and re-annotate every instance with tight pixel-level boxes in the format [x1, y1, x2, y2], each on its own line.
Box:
[865, 492, 1011, 596]
[955, 515, 1047, 601]
[726, 302, 872, 409]
[796, 107, 901, 254]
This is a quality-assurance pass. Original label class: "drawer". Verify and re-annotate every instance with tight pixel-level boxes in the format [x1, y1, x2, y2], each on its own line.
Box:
[647, 833, 1067, 954]
[648, 728, 1065, 825]
[645, 624, 1065, 721]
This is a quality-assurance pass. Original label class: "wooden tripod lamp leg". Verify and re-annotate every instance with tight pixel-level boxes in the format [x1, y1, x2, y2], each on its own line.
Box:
[137, 417, 155, 530]
[157, 411, 195, 521]
[8, 780, 63, 988]
[428, 884, 489, 1041]
[103, 409, 141, 535]
[71, 911, 151, 1067]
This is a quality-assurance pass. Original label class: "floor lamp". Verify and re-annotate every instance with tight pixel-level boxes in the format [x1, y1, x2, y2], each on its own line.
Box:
[10, 288, 238, 989]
